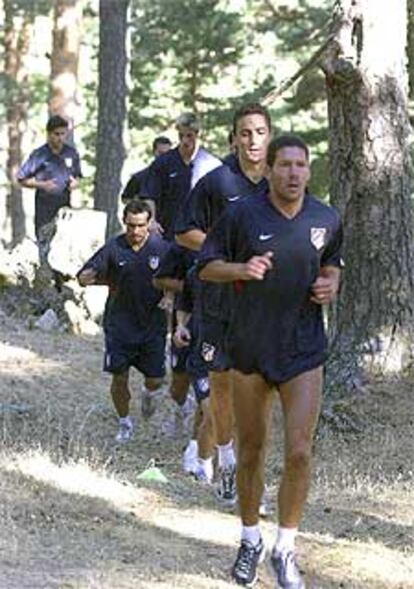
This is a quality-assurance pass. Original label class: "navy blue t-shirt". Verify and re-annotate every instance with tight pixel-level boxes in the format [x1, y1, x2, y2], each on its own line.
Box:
[175, 154, 268, 321]
[78, 233, 169, 343]
[121, 167, 149, 203]
[141, 146, 221, 240]
[17, 142, 82, 235]
[198, 192, 343, 384]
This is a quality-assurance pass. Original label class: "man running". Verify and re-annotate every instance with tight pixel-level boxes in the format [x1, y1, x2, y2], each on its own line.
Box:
[141, 112, 221, 241]
[175, 103, 271, 506]
[121, 136, 172, 204]
[198, 134, 343, 587]
[78, 200, 169, 443]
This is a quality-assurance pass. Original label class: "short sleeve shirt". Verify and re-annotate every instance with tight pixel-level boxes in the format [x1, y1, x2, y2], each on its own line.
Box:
[198, 192, 343, 382]
[78, 233, 169, 343]
[17, 142, 82, 234]
[141, 146, 221, 240]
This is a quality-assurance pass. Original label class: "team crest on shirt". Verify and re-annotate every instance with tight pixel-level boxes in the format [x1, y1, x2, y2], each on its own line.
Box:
[148, 255, 160, 270]
[201, 342, 216, 362]
[310, 227, 326, 251]
[64, 157, 73, 168]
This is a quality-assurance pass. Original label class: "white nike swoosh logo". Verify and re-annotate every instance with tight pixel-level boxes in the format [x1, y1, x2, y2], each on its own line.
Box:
[119, 261, 127, 266]
[259, 234, 273, 241]
[169, 172, 178, 178]
[227, 196, 240, 202]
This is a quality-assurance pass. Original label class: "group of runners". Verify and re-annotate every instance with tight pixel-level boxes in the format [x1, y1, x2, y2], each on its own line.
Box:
[19, 106, 343, 588]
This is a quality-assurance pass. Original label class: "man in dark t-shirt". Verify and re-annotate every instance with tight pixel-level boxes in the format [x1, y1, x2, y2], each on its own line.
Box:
[17, 115, 82, 262]
[141, 112, 221, 241]
[175, 103, 271, 507]
[121, 136, 172, 204]
[199, 135, 343, 588]
[78, 200, 169, 444]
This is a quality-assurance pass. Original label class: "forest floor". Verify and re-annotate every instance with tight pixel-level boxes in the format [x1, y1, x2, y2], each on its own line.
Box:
[0, 304, 413, 589]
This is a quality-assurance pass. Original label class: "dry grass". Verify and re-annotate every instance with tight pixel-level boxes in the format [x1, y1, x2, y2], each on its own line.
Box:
[0, 308, 414, 588]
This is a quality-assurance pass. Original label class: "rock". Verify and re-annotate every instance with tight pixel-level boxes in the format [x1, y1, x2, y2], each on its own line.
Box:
[64, 300, 101, 336]
[34, 308, 60, 332]
[48, 207, 107, 278]
[81, 285, 107, 321]
[0, 238, 39, 286]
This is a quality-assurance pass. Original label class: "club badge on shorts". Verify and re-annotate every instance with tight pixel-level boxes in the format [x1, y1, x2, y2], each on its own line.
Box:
[201, 342, 216, 362]
[310, 227, 326, 251]
[148, 255, 160, 270]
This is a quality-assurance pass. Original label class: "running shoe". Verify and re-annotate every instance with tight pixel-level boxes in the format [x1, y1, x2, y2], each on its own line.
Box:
[215, 464, 237, 507]
[269, 549, 305, 588]
[231, 538, 265, 587]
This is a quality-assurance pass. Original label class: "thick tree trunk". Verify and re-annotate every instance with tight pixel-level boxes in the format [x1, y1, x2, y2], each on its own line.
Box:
[4, 4, 31, 245]
[49, 0, 82, 142]
[323, 0, 414, 392]
[94, 0, 129, 237]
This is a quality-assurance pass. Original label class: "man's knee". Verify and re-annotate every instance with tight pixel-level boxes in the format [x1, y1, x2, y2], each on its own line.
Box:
[285, 443, 313, 474]
[145, 377, 164, 391]
[238, 436, 267, 470]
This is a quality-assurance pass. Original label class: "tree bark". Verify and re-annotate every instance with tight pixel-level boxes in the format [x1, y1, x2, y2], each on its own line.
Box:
[49, 0, 82, 142]
[322, 0, 414, 392]
[4, 2, 32, 245]
[93, 0, 129, 237]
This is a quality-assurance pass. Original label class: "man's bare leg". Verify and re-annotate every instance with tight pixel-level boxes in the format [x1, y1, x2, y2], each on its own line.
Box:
[270, 366, 322, 589]
[111, 371, 135, 442]
[210, 370, 237, 504]
[232, 370, 273, 526]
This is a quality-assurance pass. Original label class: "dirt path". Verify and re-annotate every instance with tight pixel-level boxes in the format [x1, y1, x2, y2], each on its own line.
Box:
[0, 308, 413, 588]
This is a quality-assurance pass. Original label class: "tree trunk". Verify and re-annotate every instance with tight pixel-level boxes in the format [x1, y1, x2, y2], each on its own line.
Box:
[322, 0, 414, 393]
[4, 3, 32, 245]
[93, 0, 129, 237]
[49, 0, 82, 142]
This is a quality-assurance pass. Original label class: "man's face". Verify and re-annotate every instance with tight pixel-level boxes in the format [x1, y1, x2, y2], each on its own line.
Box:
[234, 114, 270, 165]
[269, 146, 311, 203]
[47, 127, 68, 152]
[154, 142, 171, 157]
[177, 125, 198, 158]
[124, 211, 150, 247]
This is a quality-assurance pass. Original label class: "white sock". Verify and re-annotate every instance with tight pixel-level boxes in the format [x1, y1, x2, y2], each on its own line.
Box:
[217, 440, 236, 469]
[198, 456, 213, 476]
[119, 415, 133, 428]
[186, 439, 198, 452]
[275, 526, 297, 553]
[241, 525, 261, 547]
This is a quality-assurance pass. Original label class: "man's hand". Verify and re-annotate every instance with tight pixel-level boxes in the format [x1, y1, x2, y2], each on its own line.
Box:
[310, 267, 340, 305]
[157, 291, 174, 312]
[40, 179, 59, 192]
[69, 176, 79, 190]
[240, 251, 273, 280]
[173, 325, 191, 348]
[78, 268, 97, 286]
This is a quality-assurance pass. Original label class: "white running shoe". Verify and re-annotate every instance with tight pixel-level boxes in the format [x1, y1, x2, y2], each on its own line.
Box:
[194, 459, 214, 484]
[115, 417, 134, 443]
[182, 440, 198, 474]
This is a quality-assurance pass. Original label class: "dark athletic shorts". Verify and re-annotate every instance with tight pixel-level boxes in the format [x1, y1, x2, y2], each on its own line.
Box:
[104, 332, 166, 378]
[196, 317, 232, 373]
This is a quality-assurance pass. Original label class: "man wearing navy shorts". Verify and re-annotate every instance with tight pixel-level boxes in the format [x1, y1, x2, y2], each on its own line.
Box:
[199, 135, 343, 588]
[175, 103, 271, 506]
[78, 200, 169, 443]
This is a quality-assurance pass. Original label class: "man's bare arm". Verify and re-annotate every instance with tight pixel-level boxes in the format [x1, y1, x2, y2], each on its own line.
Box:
[175, 229, 206, 251]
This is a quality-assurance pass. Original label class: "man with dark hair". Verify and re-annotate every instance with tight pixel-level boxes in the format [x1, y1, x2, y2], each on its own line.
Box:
[77, 199, 169, 443]
[121, 136, 172, 204]
[17, 115, 82, 262]
[175, 103, 271, 507]
[198, 134, 343, 588]
[140, 112, 221, 241]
